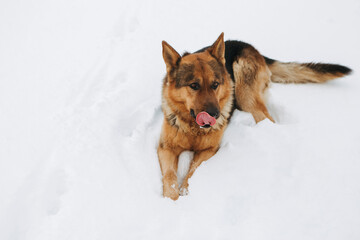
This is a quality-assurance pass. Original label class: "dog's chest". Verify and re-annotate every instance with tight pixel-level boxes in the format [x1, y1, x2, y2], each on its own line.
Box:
[175, 129, 224, 151]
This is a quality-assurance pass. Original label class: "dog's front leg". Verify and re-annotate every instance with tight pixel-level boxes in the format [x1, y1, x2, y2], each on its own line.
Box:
[157, 146, 181, 200]
[180, 147, 218, 195]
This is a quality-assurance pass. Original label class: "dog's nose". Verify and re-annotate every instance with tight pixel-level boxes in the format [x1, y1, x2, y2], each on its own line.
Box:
[206, 106, 220, 119]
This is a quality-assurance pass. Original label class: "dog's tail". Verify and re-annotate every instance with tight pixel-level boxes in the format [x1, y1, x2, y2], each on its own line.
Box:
[264, 57, 352, 84]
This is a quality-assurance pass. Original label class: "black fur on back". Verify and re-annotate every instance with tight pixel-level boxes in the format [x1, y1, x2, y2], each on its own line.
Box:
[224, 41, 252, 82]
[196, 40, 251, 82]
[263, 56, 276, 65]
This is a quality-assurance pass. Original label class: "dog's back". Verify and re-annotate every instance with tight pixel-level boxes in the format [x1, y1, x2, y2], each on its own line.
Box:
[198, 40, 352, 84]
[196, 39, 351, 122]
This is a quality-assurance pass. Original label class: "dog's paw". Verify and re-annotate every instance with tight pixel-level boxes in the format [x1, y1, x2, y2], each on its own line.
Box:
[163, 182, 179, 200]
[179, 186, 189, 196]
[179, 181, 189, 196]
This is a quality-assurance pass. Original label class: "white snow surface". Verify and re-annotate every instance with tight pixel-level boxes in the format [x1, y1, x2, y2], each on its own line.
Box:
[1, 0, 360, 239]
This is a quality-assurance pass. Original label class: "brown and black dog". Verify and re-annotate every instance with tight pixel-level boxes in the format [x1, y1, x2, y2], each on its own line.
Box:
[158, 33, 351, 200]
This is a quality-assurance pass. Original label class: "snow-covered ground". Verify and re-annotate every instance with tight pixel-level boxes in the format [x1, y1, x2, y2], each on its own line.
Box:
[1, 0, 360, 239]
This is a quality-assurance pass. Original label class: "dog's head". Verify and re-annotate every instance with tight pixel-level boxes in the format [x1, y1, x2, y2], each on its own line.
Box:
[162, 33, 233, 129]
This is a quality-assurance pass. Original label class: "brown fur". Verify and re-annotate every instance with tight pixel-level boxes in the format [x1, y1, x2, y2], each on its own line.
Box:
[232, 46, 274, 123]
[158, 33, 350, 200]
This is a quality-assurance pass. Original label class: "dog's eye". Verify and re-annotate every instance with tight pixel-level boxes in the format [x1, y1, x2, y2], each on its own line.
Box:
[189, 82, 200, 90]
[211, 82, 219, 90]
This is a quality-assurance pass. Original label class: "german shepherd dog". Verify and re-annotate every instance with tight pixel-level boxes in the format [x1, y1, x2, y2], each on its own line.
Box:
[158, 33, 351, 200]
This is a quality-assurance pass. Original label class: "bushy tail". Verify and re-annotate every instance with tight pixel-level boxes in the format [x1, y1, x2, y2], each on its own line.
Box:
[264, 57, 352, 83]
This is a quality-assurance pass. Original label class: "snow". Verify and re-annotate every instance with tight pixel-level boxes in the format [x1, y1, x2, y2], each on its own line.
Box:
[1, 0, 360, 239]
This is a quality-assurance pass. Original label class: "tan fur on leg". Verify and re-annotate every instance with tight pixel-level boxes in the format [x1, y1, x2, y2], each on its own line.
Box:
[158, 147, 181, 200]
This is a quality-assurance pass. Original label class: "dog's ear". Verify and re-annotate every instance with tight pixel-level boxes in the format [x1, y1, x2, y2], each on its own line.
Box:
[162, 41, 181, 73]
[208, 32, 225, 65]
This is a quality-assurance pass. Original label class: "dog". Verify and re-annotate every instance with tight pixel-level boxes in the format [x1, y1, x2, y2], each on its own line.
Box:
[157, 33, 351, 200]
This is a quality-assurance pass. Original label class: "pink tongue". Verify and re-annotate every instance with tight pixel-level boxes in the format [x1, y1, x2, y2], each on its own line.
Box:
[196, 112, 216, 126]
